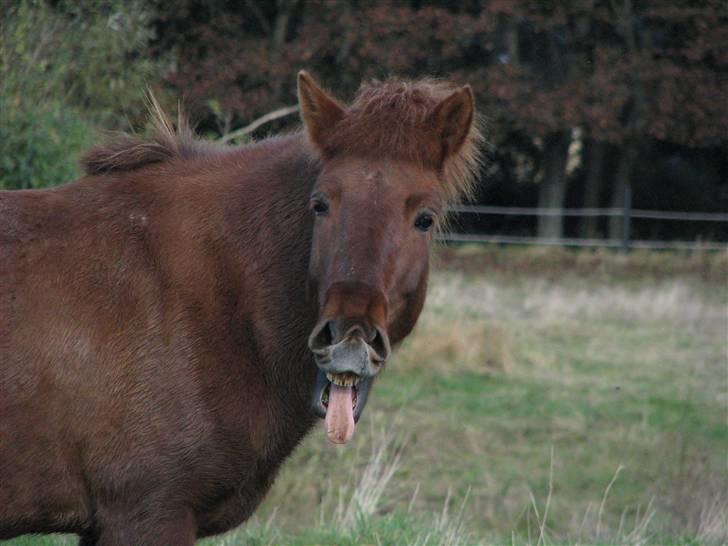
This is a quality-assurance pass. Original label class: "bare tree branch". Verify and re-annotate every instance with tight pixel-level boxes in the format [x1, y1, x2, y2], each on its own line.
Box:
[219, 105, 300, 143]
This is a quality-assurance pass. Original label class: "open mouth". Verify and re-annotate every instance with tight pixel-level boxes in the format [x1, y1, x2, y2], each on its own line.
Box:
[312, 370, 373, 445]
[321, 373, 360, 409]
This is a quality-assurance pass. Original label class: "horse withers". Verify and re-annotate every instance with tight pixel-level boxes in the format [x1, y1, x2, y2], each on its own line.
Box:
[0, 72, 481, 544]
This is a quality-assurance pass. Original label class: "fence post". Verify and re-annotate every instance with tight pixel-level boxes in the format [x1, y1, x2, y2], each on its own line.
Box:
[621, 183, 632, 253]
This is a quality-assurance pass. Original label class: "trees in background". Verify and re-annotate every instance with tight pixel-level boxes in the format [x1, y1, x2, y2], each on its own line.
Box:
[0, 1, 165, 188]
[2, 0, 726, 242]
[156, 0, 728, 241]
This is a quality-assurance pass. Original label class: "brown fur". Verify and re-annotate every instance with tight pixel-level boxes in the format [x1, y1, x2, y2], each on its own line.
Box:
[0, 73, 479, 545]
[81, 96, 216, 175]
[316, 78, 483, 203]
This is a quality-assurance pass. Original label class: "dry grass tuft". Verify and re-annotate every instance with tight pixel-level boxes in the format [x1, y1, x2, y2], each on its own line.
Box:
[420, 488, 474, 546]
[326, 423, 406, 529]
[520, 279, 723, 325]
[434, 245, 728, 282]
[652, 434, 728, 545]
[694, 493, 728, 545]
[395, 318, 513, 376]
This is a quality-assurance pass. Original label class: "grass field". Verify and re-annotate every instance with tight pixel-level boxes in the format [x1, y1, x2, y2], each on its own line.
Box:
[7, 247, 728, 545]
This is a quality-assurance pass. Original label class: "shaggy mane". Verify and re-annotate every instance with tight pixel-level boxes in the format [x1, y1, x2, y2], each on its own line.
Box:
[81, 96, 213, 176]
[82, 79, 483, 204]
[320, 78, 484, 203]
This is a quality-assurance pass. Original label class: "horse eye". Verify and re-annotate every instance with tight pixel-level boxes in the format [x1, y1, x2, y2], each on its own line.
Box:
[311, 198, 329, 216]
[414, 212, 434, 232]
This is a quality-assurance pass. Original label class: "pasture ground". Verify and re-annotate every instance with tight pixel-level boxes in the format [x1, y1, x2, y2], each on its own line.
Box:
[7, 247, 728, 545]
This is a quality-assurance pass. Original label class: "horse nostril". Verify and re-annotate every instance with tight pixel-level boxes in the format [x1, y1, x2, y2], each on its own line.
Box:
[309, 320, 334, 350]
[370, 327, 391, 361]
[309, 319, 390, 361]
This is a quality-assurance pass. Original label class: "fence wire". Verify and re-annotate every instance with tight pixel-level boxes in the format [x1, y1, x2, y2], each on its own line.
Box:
[443, 205, 728, 251]
[449, 205, 728, 222]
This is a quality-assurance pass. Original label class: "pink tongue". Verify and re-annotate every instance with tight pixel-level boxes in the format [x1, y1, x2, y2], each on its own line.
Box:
[325, 384, 355, 444]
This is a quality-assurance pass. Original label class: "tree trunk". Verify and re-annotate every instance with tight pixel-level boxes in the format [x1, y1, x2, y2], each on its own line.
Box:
[580, 139, 606, 238]
[608, 0, 644, 243]
[608, 143, 638, 240]
[272, 0, 299, 48]
[537, 131, 572, 240]
[505, 19, 519, 64]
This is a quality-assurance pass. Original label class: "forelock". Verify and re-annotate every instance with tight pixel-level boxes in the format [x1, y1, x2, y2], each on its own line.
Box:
[318, 78, 483, 203]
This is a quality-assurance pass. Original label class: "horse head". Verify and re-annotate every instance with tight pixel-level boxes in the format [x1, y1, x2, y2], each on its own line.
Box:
[298, 71, 481, 443]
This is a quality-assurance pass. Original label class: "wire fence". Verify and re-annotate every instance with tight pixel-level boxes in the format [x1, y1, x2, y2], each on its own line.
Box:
[448, 204, 728, 222]
[440, 203, 728, 251]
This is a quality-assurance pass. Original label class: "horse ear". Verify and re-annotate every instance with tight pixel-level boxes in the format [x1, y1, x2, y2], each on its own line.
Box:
[429, 85, 474, 163]
[297, 71, 345, 150]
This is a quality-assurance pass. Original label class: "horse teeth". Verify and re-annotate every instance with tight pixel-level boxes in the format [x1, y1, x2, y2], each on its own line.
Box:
[326, 372, 362, 387]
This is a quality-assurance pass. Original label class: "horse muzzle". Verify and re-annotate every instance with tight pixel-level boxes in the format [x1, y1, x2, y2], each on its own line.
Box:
[308, 317, 391, 444]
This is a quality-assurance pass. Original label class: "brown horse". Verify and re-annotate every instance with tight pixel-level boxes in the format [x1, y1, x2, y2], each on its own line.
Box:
[0, 72, 481, 544]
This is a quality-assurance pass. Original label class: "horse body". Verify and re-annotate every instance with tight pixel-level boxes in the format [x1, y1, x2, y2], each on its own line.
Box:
[0, 72, 480, 544]
[0, 135, 321, 541]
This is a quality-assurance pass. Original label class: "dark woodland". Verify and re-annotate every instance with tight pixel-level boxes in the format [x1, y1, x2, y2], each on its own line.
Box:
[2, 0, 726, 243]
[154, 0, 728, 243]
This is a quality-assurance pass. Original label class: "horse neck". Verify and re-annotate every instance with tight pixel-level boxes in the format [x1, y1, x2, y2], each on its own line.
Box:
[208, 134, 322, 398]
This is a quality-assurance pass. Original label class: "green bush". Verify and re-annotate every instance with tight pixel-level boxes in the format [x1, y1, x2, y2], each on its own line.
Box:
[0, 0, 167, 189]
[0, 97, 92, 189]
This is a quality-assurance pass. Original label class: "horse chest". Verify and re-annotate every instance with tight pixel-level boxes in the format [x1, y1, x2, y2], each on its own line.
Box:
[195, 415, 312, 536]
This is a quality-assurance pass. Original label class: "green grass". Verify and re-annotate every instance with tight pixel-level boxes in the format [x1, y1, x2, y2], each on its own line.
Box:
[6, 248, 728, 545]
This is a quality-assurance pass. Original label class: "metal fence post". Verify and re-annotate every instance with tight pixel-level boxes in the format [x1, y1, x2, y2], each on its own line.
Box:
[621, 183, 632, 253]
